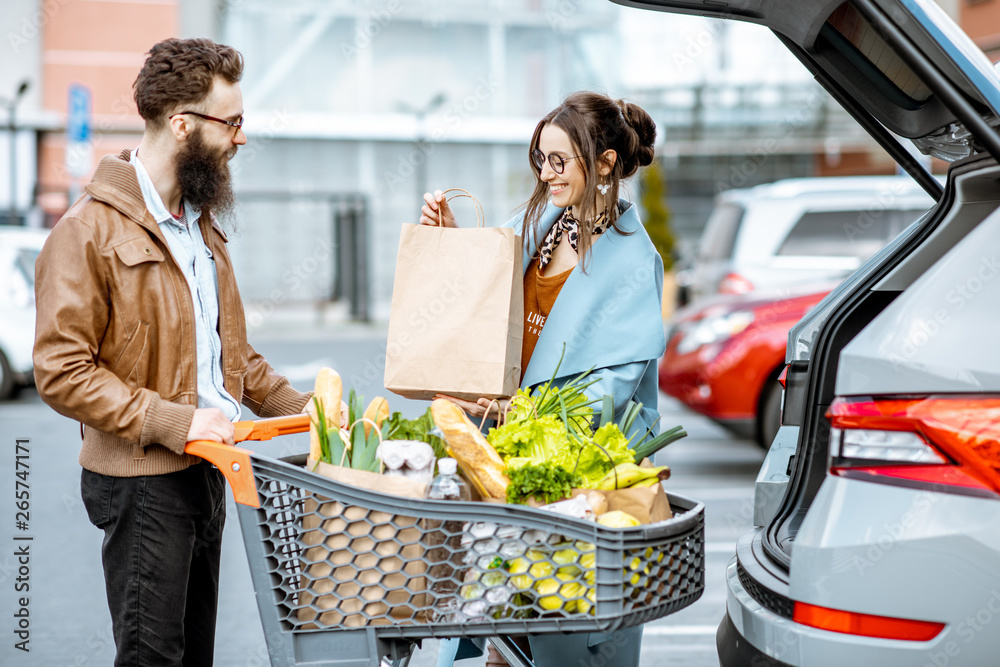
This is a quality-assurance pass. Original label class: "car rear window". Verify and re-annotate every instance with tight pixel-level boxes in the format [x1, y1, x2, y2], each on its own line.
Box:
[777, 208, 926, 259]
[698, 203, 745, 261]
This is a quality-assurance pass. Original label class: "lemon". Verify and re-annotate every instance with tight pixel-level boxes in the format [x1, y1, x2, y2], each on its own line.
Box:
[597, 510, 641, 528]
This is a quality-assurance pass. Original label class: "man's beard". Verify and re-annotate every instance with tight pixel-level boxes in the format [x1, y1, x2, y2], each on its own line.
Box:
[175, 127, 237, 229]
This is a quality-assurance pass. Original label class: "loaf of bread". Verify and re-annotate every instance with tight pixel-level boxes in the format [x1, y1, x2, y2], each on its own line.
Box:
[430, 399, 510, 499]
[309, 367, 342, 462]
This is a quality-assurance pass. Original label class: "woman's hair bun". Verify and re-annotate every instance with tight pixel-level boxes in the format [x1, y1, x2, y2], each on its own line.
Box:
[618, 99, 656, 170]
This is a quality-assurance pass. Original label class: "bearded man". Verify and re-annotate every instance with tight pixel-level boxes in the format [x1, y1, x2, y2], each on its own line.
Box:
[33, 38, 310, 666]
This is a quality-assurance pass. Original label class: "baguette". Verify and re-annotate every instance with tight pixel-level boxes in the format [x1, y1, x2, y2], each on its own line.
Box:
[307, 399, 322, 461]
[309, 367, 343, 462]
[431, 399, 510, 499]
[362, 396, 390, 438]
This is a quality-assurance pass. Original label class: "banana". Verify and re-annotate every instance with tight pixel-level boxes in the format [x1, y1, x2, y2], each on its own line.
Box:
[595, 462, 670, 490]
[630, 477, 661, 488]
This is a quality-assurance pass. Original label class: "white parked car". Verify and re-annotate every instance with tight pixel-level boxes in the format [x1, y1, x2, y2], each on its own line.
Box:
[0, 227, 49, 399]
[689, 176, 936, 302]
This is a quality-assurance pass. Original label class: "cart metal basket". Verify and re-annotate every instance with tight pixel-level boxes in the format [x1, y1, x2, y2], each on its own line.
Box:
[187, 415, 706, 667]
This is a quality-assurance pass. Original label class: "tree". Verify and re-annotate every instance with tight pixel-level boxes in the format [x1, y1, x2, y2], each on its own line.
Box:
[638, 159, 677, 271]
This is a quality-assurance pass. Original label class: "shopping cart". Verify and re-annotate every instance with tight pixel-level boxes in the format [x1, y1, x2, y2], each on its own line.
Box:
[186, 415, 706, 667]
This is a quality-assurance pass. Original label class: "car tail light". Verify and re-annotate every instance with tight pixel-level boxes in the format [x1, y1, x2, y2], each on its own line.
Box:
[793, 601, 944, 641]
[827, 397, 1000, 498]
[718, 272, 754, 295]
[777, 365, 788, 388]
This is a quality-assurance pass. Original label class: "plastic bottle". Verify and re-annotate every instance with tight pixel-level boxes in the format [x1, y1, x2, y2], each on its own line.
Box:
[425, 457, 470, 622]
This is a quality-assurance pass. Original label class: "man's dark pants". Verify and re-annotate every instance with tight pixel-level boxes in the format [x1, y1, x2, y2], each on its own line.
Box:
[81, 462, 226, 667]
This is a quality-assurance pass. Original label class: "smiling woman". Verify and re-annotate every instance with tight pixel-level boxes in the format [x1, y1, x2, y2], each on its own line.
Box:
[418, 91, 665, 667]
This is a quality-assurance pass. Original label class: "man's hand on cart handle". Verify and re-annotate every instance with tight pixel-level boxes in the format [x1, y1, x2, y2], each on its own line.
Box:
[302, 399, 350, 427]
[188, 408, 236, 446]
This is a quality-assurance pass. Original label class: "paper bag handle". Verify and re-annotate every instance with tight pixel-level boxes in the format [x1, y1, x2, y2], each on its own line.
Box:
[441, 187, 485, 228]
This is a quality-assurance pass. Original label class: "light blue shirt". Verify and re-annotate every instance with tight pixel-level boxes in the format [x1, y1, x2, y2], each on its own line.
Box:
[130, 150, 241, 422]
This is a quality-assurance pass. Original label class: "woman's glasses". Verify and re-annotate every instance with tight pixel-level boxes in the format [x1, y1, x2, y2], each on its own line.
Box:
[531, 149, 582, 174]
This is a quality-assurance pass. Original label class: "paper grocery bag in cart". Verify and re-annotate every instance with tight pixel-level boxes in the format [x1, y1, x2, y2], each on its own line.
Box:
[297, 460, 430, 628]
[384, 189, 523, 401]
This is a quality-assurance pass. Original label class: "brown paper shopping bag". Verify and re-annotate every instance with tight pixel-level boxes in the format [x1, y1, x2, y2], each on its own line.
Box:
[296, 460, 430, 628]
[384, 189, 523, 401]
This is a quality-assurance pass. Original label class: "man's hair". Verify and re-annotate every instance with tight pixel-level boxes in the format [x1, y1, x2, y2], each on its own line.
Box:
[133, 38, 243, 128]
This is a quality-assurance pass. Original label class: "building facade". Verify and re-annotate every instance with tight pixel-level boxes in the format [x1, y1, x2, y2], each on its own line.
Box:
[2, 0, 988, 316]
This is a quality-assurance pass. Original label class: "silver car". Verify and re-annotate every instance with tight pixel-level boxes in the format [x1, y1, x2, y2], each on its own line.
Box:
[614, 0, 1000, 665]
[0, 227, 47, 400]
[688, 176, 934, 303]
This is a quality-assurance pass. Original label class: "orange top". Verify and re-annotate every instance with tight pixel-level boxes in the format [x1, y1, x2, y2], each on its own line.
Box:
[521, 257, 574, 382]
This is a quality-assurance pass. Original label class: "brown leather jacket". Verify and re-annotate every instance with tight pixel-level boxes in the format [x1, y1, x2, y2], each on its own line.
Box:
[34, 151, 309, 477]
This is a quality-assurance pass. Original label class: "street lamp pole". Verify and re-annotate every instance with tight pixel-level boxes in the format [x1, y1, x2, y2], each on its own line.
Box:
[4, 81, 30, 225]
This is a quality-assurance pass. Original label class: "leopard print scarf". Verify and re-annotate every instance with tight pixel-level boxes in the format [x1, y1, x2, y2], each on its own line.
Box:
[537, 208, 612, 271]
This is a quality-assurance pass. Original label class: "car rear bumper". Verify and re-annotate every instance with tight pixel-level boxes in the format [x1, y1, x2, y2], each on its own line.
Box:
[722, 476, 1000, 667]
[720, 556, 946, 667]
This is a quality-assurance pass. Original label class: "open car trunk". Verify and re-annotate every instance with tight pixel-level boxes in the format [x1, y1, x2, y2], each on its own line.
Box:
[611, 0, 1000, 578]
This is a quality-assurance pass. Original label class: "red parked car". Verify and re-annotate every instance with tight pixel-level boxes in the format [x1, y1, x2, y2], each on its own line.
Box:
[659, 285, 832, 447]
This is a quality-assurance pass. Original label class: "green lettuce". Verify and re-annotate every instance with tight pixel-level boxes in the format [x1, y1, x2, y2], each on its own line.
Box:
[488, 415, 571, 464]
[573, 423, 634, 488]
[489, 415, 634, 490]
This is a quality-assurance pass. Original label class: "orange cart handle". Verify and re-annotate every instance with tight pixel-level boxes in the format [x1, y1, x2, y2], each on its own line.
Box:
[185, 440, 260, 507]
[233, 413, 311, 442]
[184, 413, 311, 508]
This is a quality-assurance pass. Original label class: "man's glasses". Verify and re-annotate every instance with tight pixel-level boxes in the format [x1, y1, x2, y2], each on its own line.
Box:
[531, 149, 582, 174]
[171, 111, 244, 132]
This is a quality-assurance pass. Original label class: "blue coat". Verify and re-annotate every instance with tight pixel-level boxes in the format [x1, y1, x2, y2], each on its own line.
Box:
[504, 200, 667, 439]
